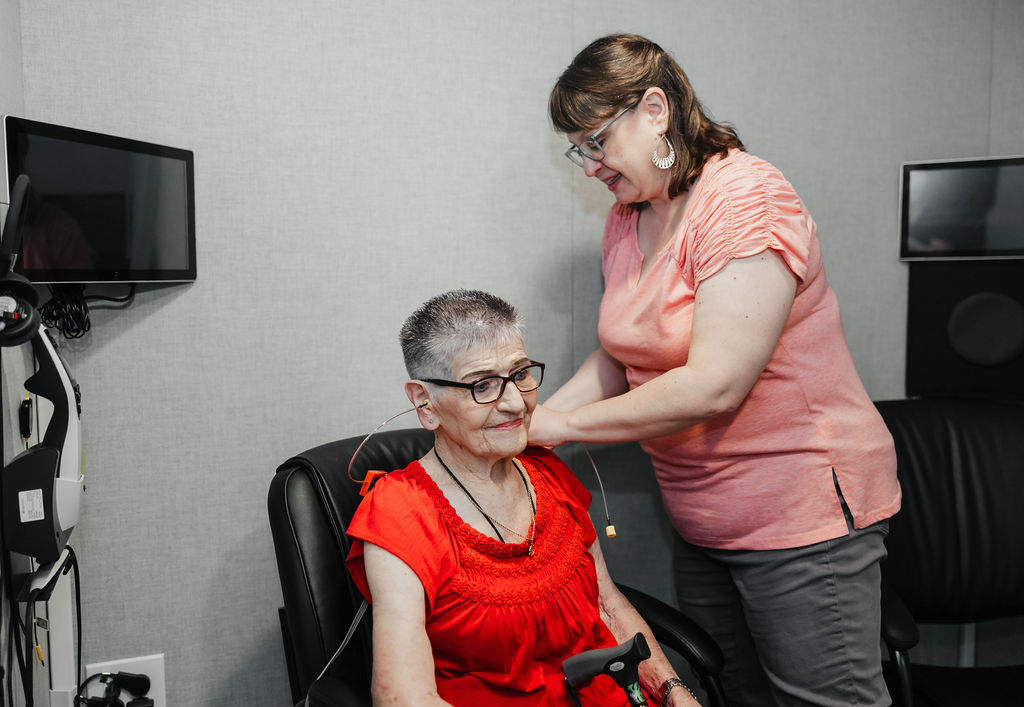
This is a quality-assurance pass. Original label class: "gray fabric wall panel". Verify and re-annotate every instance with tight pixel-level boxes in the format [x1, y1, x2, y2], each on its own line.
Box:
[992, 0, 1024, 155]
[2, 1, 1022, 704]
[0, 0, 23, 200]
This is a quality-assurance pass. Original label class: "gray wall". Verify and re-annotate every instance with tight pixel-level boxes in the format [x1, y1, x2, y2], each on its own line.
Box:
[1, 1, 1022, 705]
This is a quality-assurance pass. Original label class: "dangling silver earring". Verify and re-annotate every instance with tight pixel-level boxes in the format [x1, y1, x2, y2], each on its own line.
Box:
[652, 134, 676, 170]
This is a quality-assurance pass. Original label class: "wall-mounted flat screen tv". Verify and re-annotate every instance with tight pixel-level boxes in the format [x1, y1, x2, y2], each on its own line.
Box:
[900, 155, 1024, 261]
[4, 116, 196, 283]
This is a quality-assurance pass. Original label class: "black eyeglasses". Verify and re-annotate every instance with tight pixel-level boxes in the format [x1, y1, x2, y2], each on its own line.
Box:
[423, 362, 545, 404]
[564, 101, 639, 167]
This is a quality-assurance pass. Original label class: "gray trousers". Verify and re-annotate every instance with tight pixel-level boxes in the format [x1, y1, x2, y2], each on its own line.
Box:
[673, 518, 891, 707]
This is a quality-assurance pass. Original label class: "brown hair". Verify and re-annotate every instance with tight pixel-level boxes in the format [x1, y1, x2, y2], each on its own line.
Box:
[549, 33, 744, 200]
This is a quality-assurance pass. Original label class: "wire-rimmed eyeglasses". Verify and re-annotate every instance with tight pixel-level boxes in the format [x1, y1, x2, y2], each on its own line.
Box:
[564, 101, 639, 167]
[423, 362, 545, 404]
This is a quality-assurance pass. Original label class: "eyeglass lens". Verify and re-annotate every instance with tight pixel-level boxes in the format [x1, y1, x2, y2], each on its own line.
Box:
[565, 102, 635, 167]
[471, 364, 544, 403]
[569, 140, 605, 166]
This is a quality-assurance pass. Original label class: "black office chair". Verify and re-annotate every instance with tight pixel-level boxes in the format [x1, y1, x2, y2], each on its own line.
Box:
[268, 428, 725, 706]
[875, 398, 1024, 707]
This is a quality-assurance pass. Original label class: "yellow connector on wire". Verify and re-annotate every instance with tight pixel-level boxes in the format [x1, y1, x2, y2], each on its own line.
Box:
[35, 643, 45, 666]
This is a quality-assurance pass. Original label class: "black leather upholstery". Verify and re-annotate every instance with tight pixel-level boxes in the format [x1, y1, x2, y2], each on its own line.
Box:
[269, 428, 726, 706]
[269, 428, 434, 705]
[876, 398, 1024, 707]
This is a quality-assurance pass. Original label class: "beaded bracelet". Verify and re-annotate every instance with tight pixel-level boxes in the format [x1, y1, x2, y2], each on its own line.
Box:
[659, 676, 697, 704]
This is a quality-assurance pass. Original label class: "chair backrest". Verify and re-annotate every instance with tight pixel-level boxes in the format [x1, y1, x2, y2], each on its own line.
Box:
[268, 427, 434, 700]
[875, 398, 1024, 623]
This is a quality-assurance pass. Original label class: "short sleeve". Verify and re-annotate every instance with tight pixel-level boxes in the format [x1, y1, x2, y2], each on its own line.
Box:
[685, 152, 812, 286]
[346, 470, 455, 610]
[523, 447, 597, 548]
[601, 203, 639, 280]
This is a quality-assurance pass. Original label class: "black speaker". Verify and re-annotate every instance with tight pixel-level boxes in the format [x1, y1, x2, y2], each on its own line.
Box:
[906, 261, 1024, 399]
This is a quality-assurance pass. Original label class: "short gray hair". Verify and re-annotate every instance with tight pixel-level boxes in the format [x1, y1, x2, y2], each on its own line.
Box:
[400, 289, 524, 380]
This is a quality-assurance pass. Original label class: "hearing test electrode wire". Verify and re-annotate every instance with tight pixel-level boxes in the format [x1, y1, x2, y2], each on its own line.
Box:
[345, 402, 615, 537]
[346, 401, 428, 483]
[582, 444, 616, 538]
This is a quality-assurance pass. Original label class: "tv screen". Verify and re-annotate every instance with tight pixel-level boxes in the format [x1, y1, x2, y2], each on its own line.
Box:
[4, 116, 196, 283]
[899, 155, 1024, 261]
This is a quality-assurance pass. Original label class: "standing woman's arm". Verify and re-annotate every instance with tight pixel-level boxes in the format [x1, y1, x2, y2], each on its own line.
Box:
[542, 346, 630, 411]
[528, 249, 796, 448]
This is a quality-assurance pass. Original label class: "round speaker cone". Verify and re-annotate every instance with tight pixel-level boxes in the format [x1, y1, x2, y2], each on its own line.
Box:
[947, 292, 1024, 366]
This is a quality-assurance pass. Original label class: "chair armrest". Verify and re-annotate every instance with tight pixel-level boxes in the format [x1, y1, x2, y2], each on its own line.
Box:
[616, 582, 724, 677]
[880, 580, 919, 651]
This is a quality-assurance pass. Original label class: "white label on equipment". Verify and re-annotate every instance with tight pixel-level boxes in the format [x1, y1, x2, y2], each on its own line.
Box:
[18, 489, 45, 523]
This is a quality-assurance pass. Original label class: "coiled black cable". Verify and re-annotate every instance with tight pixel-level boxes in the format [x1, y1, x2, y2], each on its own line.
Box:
[39, 284, 136, 339]
[39, 285, 90, 339]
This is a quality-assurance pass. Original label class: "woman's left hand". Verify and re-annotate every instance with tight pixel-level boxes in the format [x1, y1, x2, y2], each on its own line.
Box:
[527, 404, 570, 448]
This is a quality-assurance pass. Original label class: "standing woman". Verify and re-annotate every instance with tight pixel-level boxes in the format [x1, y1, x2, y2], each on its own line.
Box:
[530, 34, 901, 707]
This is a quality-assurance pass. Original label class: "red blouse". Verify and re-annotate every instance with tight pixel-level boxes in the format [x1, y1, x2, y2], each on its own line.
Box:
[346, 447, 638, 706]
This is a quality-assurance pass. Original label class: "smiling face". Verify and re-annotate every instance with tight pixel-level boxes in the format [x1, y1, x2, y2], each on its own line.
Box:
[566, 88, 673, 206]
[428, 338, 537, 464]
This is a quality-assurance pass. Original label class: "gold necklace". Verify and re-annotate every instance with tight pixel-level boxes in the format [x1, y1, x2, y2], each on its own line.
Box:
[434, 449, 536, 556]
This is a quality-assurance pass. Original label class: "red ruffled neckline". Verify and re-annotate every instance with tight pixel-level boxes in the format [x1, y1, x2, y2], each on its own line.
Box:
[406, 456, 547, 558]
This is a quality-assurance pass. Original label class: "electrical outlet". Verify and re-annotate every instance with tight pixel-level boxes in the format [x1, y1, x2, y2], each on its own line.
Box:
[85, 653, 166, 707]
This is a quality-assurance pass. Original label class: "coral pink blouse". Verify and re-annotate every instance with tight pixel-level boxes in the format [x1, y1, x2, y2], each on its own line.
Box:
[347, 447, 645, 706]
[598, 149, 900, 550]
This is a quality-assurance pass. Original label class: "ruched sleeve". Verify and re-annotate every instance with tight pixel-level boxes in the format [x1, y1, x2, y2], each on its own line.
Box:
[346, 466, 457, 611]
[602, 203, 639, 281]
[684, 151, 812, 286]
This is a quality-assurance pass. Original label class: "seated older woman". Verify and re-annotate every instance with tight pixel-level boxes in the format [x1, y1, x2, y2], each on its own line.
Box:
[345, 289, 699, 706]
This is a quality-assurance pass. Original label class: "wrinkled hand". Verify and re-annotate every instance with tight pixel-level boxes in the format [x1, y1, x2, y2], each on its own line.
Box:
[527, 404, 570, 448]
